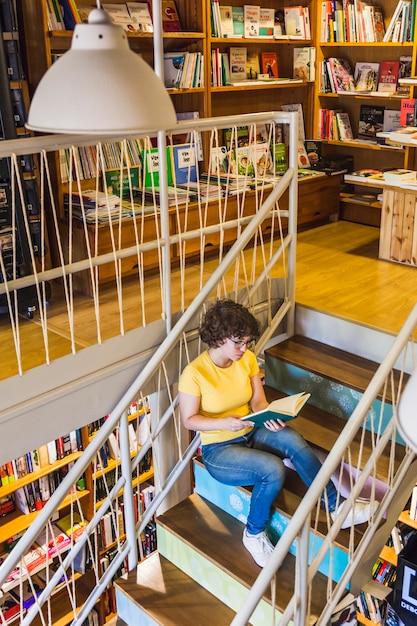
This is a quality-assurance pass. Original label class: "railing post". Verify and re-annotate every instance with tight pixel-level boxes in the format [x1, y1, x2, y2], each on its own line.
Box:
[119, 409, 138, 570]
[294, 517, 310, 626]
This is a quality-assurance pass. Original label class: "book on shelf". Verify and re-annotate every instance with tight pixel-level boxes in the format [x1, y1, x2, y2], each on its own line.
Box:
[230, 145, 255, 176]
[258, 8, 274, 37]
[246, 51, 260, 79]
[158, 0, 182, 32]
[400, 98, 417, 126]
[354, 61, 379, 92]
[293, 47, 315, 81]
[243, 4, 260, 38]
[209, 146, 229, 174]
[126, 2, 153, 32]
[260, 52, 278, 78]
[281, 102, 306, 142]
[272, 143, 288, 172]
[56, 511, 88, 542]
[329, 594, 358, 625]
[142, 145, 173, 188]
[232, 6, 244, 36]
[241, 392, 311, 427]
[383, 109, 401, 132]
[102, 3, 133, 30]
[35, 524, 72, 558]
[229, 46, 247, 82]
[273, 8, 286, 37]
[326, 57, 355, 93]
[218, 5, 234, 37]
[358, 105, 385, 141]
[335, 112, 353, 140]
[397, 55, 412, 95]
[170, 144, 198, 185]
[384, 168, 417, 183]
[250, 142, 274, 177]
[378, 60, 400, 93]
[347, 193, 380, 204]
[0, 591, 22, 624]
[283, 5, 306, 38]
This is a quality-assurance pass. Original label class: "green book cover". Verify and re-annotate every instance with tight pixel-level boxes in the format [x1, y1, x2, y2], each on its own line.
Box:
[142, 146, 173, 188]
[232, 6, 244, 36]
[241, 392, 311, 427]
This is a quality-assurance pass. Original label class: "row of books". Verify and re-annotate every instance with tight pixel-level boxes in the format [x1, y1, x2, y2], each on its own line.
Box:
[13, 469, 86, 515]
[59, 138, 143, 185]
[384, 0, 416, 42]
[320, 57, 412, 96]
[318, 104, 403, 142]
[320, 0, 385, 43]
[163, 51, 204, 89]
[0, 429, 83, 486]
[211, 3, 311, 39]
[45, 0, 182, 33]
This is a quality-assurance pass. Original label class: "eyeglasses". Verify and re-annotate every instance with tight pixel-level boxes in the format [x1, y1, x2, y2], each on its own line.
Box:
[228, 338, 255, 350]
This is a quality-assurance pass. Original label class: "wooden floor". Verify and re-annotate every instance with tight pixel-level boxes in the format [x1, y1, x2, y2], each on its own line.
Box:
[1, 220, 416, 380]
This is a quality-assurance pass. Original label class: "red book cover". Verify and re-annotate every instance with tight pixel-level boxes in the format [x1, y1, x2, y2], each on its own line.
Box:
[378, 60, 400, 93]
[400, 98, 416, 126]
[261, 52, 278, 78]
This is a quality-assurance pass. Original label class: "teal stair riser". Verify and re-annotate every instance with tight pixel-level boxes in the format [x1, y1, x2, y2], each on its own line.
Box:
[265, 357, 406, 445]
[115, 587, 159, 626]
[157, 524, 279, 626]
[193, 461, 349, 583]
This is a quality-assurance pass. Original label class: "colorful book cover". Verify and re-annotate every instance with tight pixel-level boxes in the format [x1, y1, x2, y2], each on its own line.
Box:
[259, 8, 274, 37]
[232, 6, 244, 36]
[357, 105, 385, 140]
[335, 112, 353, 140]
[35, 524, 72, 558]
[250, 142, 274, 177]
[228, 46, 247, 82]
[163, 52, 185, 87]
[246, 51, 260, 79]
[219, 5, 234, 37]
[328, 57, 355, 92]
[126, 2, 153, 32]
[142, 146, 173, 188]
[400, 98, 416, 126]
[243, 4, 260, 38]
[261, 52, 278, 77]
[171, 144, 198, 185]
[283, 5, 305, 38]
[272, 143, 288, 172]
[293, 47, 313, 81]
[378, 60, 400, 93]
[160, 0, 182, 32]
[354, 61, 379, 92]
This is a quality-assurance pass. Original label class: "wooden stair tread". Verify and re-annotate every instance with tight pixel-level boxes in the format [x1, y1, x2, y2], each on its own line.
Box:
[264, 385, 404, 480]
[115, 552, 237, 625]
[194, 457, 364, 548]
[265, 335, 406, 402]
[155, 492, 329, 619]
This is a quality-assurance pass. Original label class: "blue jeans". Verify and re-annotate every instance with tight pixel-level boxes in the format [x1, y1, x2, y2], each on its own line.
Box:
[202, 426, 339, 535]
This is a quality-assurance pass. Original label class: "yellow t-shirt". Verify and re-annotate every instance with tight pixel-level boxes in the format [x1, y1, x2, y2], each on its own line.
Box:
[178, 349, 258, 445]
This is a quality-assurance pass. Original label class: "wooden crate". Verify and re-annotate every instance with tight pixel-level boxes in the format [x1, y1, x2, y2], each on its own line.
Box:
[379, 189, 417, 266]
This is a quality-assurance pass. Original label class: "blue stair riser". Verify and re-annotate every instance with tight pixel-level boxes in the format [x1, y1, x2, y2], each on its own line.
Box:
[115, 587, 159, 626]
[194, 461, 349, 583]
[265, 357, 405, 445]
[156, 524, 277, 626]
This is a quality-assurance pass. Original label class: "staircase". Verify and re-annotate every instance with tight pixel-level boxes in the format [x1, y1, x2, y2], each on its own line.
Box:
[114, 327, 408, 625]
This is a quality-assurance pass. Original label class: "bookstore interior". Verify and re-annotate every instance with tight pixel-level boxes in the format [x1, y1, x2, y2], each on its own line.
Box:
[1, 0, 417, 624]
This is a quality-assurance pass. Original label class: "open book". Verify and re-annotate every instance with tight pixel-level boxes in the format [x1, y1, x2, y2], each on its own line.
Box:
[241, 392, 311, 427]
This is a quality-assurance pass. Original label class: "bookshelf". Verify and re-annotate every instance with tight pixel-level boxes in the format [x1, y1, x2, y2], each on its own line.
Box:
[312, 0, 417, 225]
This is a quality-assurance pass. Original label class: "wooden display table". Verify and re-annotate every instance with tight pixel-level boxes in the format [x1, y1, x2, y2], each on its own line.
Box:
[380, 188, 417, 266]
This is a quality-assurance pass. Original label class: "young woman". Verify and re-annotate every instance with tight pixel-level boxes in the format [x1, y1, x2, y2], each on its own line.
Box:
[178, 299, 377, 567]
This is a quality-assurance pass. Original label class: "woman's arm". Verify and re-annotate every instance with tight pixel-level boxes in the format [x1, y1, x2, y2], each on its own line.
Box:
[179, 391, 249, 433]
[249, 373, 269, 413]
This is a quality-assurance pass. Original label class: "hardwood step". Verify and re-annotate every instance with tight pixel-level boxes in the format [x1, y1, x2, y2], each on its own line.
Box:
[115, 551, 238, 626]
[155, 492, 328, 624]
[264, 385, 403, 486]
[265, 334, 406, 403]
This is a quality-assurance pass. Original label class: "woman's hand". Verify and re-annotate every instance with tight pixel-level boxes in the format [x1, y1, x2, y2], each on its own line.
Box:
[224, 416, 252, 432]
[264, 418, 287, 432]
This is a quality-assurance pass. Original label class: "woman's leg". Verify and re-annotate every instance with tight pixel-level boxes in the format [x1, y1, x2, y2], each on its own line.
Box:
[250, 426, 340, 512]
[202, 440, 287, 534]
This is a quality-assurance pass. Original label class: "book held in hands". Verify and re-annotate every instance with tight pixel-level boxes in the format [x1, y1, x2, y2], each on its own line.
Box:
[241, 391, 311, 427]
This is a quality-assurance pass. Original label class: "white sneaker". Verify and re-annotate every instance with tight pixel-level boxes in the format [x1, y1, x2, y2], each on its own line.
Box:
[331, 498, 378, 529]
[242, 529, 274, 567]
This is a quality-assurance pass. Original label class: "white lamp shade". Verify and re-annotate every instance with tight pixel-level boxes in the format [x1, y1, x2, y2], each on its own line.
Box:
[27, 9, 177, 135]
[398, 368, 417, 453]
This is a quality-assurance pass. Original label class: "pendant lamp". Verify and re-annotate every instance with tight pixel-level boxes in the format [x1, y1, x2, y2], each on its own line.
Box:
[398, 368, 417, 453]
[26, 6, 177, 135]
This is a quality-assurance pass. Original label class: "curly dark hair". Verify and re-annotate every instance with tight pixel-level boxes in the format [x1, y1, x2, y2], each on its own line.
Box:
[199, 299, 260, 347]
